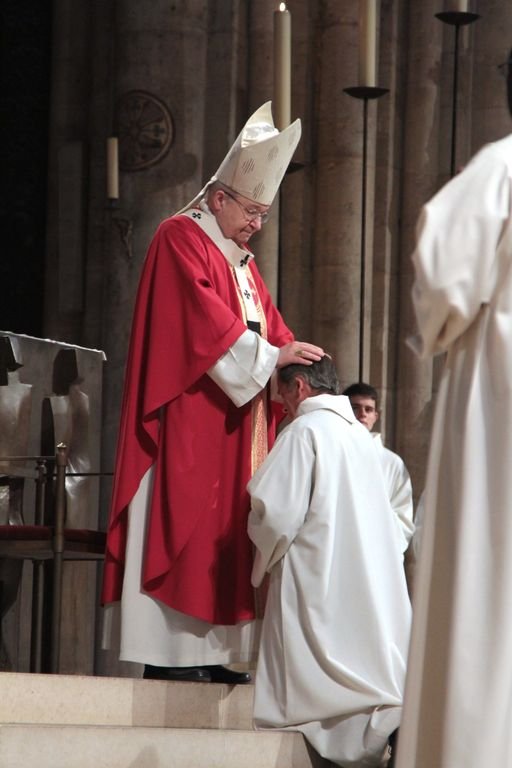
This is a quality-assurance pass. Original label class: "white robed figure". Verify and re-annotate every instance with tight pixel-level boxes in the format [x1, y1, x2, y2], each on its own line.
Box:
[248, 357, 411, 768]
[395, 56, 512, 768]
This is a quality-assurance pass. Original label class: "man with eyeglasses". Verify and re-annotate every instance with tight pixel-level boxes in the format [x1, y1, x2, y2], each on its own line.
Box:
[203, 181, 271, 247]
[393, 49, 512, 768]
[343, 381, 414, 556]
[102, 102, 324, 685]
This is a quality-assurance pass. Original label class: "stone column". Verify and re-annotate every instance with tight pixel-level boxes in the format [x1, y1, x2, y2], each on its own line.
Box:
[246, 0, 279, 301]
[368, 0, 404, 439]
[44, 2, 93, 343]
[395, 2, 445, 497]
[42, 0, 98, 676]
[310, 2, 378, 387]
[471, 1, 512, 153]
[278, 0, 316, 342]
[202, 2, 243, 180]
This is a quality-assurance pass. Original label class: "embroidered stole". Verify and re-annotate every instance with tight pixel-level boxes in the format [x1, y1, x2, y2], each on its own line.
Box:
[181, 208, 269, 473]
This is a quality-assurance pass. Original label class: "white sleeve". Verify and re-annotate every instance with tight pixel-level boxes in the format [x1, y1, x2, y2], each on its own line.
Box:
[389, 463, 415, 548]
[411, 147, 510, 358]
[376, 439, 415, 551]
[247, 428, 312, 587]
[207, 329, 279, 407]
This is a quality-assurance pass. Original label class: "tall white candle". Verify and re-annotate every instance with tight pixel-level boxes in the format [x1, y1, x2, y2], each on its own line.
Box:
[273, 3, 291, 130]
[453, 0, 468, 10]
[106, 137, 119, 200]
[358, 0, 377, 88]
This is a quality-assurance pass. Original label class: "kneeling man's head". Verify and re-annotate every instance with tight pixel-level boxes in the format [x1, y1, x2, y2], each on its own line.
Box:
[278, 356, 339, 419]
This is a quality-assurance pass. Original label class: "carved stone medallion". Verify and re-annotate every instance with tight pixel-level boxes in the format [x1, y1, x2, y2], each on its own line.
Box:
[117, 90, 174, 171]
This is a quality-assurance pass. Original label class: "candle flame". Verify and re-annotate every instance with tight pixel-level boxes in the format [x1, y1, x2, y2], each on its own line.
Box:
[279, 2, 286, 10]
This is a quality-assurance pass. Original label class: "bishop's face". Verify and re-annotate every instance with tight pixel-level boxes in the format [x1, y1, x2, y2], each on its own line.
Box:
[211, 188, 270, 247]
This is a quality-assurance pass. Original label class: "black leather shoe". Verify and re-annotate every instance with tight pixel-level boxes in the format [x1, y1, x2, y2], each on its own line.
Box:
[203, 665, 252, 684]
[143, 665, 211, 682]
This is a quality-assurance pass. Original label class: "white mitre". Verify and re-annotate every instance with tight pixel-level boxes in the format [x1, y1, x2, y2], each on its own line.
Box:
[177, 102, 301, 213]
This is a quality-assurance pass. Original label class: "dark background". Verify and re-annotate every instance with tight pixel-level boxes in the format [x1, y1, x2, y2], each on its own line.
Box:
[0, 2, 52, 336]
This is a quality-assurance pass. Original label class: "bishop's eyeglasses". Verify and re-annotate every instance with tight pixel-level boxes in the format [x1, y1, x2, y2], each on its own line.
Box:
[223, 189, 270, 224]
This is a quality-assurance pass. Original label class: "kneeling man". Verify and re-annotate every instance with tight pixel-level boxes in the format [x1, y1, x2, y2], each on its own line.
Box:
[247, 356, 411, 768]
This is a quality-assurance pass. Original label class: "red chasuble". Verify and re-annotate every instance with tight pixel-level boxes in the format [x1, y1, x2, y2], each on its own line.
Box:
[101, 215, 293, 624]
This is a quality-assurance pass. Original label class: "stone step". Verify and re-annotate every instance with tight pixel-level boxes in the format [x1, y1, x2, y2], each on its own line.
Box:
[0, 672, 254, 729]
[0, 723, 327, 768]
[0, 672, 332, 767]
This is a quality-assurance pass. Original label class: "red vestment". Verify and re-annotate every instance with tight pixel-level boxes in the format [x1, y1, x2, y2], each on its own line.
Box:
[101, 214, 293, 624]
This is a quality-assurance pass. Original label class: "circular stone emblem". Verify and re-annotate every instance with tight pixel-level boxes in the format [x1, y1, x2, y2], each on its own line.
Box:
[118, 90, 174, 171]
